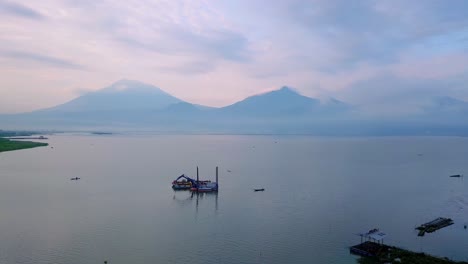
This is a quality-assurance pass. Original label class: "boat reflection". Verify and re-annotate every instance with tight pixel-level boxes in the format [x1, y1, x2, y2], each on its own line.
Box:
[172, 190, 218, 213]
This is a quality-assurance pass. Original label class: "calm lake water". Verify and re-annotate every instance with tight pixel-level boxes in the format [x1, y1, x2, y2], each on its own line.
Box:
[0, 134, 468, 264]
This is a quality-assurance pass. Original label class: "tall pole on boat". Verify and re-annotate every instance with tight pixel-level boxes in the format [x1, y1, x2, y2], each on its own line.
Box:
[216, 166, 218, 183]
[197, 166, 199, 184]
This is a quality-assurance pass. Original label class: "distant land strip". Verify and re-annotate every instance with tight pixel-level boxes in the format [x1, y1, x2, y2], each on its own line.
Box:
[356, 243, 468, 264]
[0, 137, 48, 153]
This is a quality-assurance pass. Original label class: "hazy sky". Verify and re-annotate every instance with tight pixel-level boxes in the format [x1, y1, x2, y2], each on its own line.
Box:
[0, 0, 467, 113]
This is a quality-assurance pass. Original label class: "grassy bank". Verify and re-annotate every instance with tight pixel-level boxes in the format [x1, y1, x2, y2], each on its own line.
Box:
[0, 138, 48, 153]
[357, 244, 468, 264]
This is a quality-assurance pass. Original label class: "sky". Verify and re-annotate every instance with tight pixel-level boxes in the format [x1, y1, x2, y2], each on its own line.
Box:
[0, 0, 467, 113]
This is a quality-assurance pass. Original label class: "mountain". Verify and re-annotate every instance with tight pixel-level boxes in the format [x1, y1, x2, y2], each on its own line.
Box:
[220, 86, 319, 116]
[426, 96, 468, 114]
[218, 86, 350, 119]
[4, 82, 353, 132]
[2, 80, 467, 135]
[415, 96, 468, 125]
[41, 79, 182, 113]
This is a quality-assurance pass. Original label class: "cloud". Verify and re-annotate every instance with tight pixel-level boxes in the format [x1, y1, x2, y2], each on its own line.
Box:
[278, 0, 468, 68]
[0, 0, 43, 19]
[115, 27, 250, 62]
[375, 0, 468, 40]
[158, 60, 216, 75]
[390, 53, 468, 80]
[0, 0, 467, 114]
[61, 0, 251, 63]
[330, 73, 468, 116]
[168, 28, 249, 62]
[0, 50, 85, 70]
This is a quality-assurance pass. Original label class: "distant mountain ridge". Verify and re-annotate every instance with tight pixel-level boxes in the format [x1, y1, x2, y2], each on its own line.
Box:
[30, 80, 351, 119]
[42, 79, 182, 113]
[1, 79, 468, 135]
[221, 86, 319, 116]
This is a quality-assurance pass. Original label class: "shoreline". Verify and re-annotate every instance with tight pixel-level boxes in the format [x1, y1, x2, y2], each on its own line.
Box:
[354, 242, 468, 264]
[0, 138, 48, 153]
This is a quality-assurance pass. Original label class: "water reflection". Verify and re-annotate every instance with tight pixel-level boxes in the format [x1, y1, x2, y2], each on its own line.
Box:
[172, 191, 219, 213]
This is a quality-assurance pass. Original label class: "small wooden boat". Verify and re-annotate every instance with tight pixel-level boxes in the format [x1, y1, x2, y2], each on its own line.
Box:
[70, 177, 80, 180]
[449, 174, 462, 178]
[254, 188, 265, 192]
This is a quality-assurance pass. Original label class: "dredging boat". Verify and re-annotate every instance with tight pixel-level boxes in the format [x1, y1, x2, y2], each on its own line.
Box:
[194, 181, 218, 192]
[172, 175, 193, 190]
[172, 167, 219, 192]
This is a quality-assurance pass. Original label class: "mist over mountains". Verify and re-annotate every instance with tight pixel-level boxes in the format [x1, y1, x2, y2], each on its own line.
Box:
[1, 80, 467, 135]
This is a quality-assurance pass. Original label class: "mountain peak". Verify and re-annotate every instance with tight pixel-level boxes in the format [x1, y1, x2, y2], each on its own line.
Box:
[221, 85, 319, 116]
[112, 78, 143, 86]
[45, 80, 183, 112]
[278, 86, 296, 93]
[267, 86, 300, 96]
[104, 79, 161, 93]
[113, 78, 141, 85]
[253, 86, 301, 98]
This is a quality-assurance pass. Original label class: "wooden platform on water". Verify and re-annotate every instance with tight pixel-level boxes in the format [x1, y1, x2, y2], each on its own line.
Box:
[351, 242, 468, 263]
[350, 241, 389, 257]
[416, 217, 454, 236]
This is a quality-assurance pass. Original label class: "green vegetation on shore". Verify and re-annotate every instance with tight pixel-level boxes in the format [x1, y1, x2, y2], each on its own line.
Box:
[0, 138, 48, 153]
[358, 245, 468, 264]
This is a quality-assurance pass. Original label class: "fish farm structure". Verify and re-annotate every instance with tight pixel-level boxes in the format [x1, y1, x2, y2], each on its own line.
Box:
[350, 228, 387, 257]
[416, 217, 454, 236]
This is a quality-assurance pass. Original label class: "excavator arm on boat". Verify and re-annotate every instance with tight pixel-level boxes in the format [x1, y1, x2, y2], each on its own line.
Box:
[173, 174, 197, 185]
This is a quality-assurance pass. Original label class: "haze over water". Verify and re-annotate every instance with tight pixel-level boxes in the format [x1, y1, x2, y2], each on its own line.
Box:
[0, 134, 467, 264]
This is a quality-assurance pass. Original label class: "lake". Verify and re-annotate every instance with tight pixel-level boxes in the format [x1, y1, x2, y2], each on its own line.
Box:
[0, 134, 467, 264]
